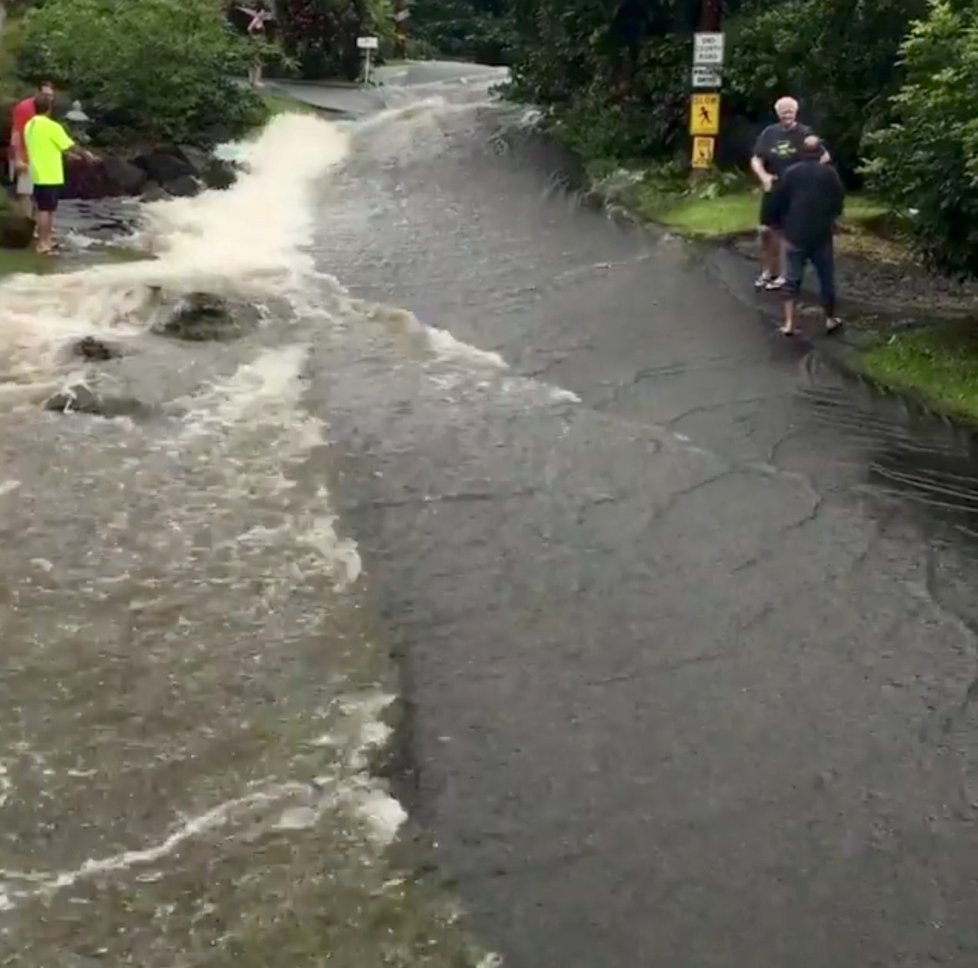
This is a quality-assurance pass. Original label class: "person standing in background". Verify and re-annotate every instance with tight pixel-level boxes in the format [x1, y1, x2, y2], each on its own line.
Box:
[9, 80, 55, 219]
[750, 96, 830, 291]
[24, 93, 96, 255]
[239, 2, 273, 86]
[767, 134, 846, 337]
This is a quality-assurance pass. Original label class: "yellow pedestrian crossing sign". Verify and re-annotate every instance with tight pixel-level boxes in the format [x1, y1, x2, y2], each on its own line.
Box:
[691, 136, 715, 170]
[690, 94, 720, 136]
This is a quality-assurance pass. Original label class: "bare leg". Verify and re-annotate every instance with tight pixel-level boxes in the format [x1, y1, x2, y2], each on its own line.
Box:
[781, 298, 797, 336]
[35, 210, 54, 253]
[775, 231, 787, 278]
[759, 227, 778, 276]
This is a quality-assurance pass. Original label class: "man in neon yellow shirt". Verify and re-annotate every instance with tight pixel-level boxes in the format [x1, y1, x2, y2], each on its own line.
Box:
[23, 94, 95, 254]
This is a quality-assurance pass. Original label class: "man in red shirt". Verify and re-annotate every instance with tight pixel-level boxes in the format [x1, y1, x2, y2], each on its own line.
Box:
[9, 80, 55, 217]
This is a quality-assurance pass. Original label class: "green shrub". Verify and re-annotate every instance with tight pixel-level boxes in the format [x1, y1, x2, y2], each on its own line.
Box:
[19, 0, 267, 144]
[410, 0, 513, 65]
[864, 0, 978, 276]
[277, 0, 392, 80]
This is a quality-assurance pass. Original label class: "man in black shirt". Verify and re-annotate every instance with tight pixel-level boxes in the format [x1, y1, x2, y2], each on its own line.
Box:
[750, 97, 829, 290]
[767, 135, 846, 337]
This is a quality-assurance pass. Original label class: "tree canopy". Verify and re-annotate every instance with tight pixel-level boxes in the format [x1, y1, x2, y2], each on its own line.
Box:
[19, 0, 266, 143]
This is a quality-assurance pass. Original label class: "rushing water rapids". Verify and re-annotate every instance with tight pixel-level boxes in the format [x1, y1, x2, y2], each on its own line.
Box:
[0, 79, 511, 965]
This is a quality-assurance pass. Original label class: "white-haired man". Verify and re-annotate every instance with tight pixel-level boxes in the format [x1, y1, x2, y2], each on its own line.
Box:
[750, 97, 829, 291]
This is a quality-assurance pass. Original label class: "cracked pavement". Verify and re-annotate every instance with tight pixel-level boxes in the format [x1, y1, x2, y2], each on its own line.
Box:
[301, 70, 978, 967]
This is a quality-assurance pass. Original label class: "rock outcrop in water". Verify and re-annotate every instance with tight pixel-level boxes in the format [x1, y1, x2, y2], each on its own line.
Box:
[0, 212, 34, 249]
[63, 144, 237, 202]
[74, 336, 122, 361]
[44, 384, 148, 419]
[152, 292, 263, 341]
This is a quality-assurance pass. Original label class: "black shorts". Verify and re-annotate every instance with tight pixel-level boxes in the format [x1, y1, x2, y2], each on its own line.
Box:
[759, 190, 780, 229]
[33, 185, 61, 213]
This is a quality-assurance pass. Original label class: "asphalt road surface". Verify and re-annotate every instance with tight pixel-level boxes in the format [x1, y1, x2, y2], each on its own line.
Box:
[302, 63, 978, 967]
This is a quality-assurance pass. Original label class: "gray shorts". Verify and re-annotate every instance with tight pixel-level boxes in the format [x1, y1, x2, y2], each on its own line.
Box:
[8, 159, 32, 196]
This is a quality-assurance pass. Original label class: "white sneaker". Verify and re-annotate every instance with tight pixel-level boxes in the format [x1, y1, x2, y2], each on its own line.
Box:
[764, 275, 786, 291]
[754, 270, 772, 290]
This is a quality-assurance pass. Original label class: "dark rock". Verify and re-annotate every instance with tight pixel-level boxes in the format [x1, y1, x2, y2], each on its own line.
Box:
[162, 174, 201, 198]
[0, 213, 35, 249]
[202, 158, 237, 191]
[177, 144, 211, 176]
[154, 292, 262, 341]
[141, 181, 170, 203]
[132, 148, 194, 184]
[62, 156, 110, 200]
[45, 385, 102, 415]
[63, 154, 146, 200]
[45, 384, 149, 418]
[101, 156, 147, 195]
[75, 336, 122, 361]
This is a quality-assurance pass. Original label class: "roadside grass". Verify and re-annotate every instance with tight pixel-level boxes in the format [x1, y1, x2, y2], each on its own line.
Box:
[261, 91, 323, 117]
[634, 185, 890, 240]
[860, 325, 978, 423]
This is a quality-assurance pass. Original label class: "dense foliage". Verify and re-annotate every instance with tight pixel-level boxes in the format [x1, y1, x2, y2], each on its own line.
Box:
[505, 0, 926, 174]
[725, 0, 927, 177]
[864, 1, 978, 276]
[410, 0, 514, 64]
[19, 0, 266, 143]
[497, 0, 978, 274]
[277, 0, 394, 80]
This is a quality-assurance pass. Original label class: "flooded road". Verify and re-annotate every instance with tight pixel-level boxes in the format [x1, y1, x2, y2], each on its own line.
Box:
[2, 64, 978, 966]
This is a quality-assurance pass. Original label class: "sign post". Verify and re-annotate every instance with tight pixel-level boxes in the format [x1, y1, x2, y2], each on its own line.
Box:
[689, 29, 725, 171]
[357, 36, 379, 85]
[393, 0, 410, 58]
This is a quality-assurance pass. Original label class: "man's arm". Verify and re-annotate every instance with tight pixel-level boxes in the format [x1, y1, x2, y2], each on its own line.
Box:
[751, 128, 774, 189]
[55, 123, 96, 162]
[10, 129, 25, 169]
[751, 154, 772, 189]
[832, 168, 845, 219]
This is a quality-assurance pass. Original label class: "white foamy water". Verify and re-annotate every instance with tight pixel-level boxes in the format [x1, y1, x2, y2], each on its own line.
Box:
[0, 113, 350, 383]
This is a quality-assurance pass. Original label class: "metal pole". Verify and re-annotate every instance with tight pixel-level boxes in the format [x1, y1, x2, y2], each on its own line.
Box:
[689, 0, 723, 177]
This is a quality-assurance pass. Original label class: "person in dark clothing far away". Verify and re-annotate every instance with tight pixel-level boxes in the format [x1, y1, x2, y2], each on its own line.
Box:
[767, 134, 845, 337]
[750, 97, 830, 291]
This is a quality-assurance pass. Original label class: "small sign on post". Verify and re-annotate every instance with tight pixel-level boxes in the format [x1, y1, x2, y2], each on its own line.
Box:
[689, 31, 725, 173]
[691, 136, 715, 170]
[693, 32, 725, 66]
[357, 35, 379, 84]
[689, 93, 721, 137]
[691, 65, 722, 90]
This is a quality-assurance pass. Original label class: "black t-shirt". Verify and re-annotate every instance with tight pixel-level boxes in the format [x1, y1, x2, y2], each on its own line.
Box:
[768, 159, 846, 250]
[753, 123, 812, 179]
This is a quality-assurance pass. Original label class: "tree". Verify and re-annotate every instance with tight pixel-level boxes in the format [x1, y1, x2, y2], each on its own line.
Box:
[19, 0, 265, 144]
[725, 0, 927, 178]
[864, 0, 978, 276]
[277, 0, 394, 80]
[410, 0, 514, 64]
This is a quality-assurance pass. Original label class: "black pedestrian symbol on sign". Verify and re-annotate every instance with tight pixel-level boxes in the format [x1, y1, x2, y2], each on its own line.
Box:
[700, 106, 712, 124]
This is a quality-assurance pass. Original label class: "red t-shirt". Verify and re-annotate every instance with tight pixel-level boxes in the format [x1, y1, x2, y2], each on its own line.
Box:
[11, 97, 36, 162]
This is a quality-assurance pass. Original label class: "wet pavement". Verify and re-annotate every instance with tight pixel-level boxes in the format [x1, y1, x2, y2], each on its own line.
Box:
[304, 66, 978, 967]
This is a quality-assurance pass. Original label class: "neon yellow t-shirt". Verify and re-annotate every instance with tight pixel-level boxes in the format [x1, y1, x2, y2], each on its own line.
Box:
[24, 115, 75, 186]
